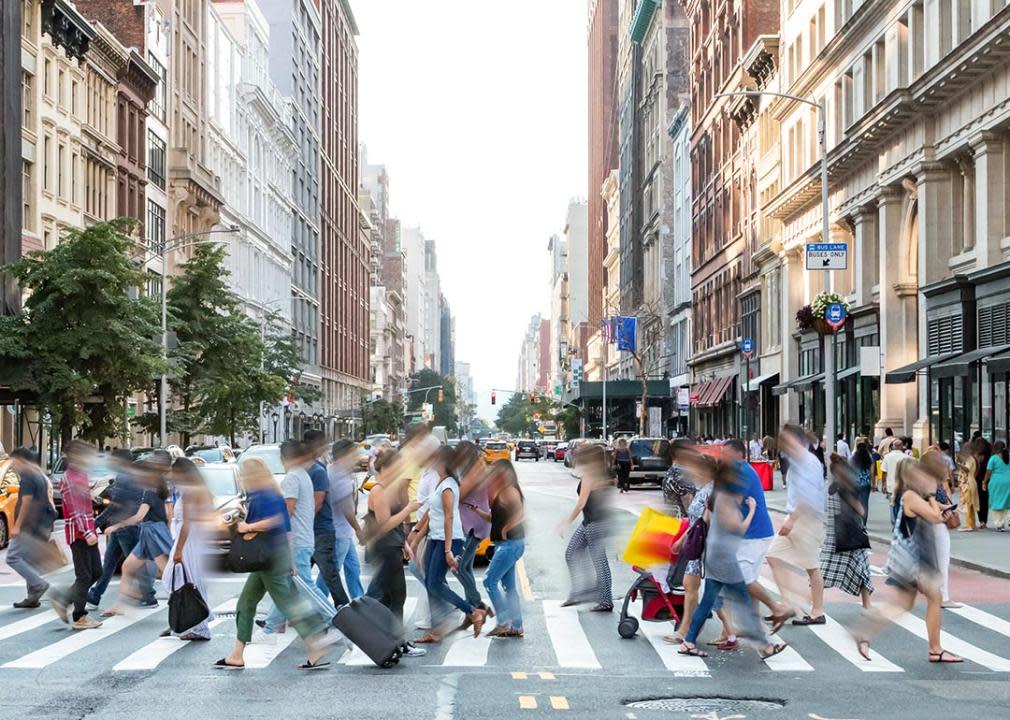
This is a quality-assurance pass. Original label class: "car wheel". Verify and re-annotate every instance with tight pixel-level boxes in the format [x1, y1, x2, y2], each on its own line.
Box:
[618, 617, 639, 639]
[0, 515, 8, 550]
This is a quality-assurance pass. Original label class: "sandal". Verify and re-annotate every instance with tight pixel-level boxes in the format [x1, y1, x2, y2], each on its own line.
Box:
[100, 607, 125, 618]
[414, 632, 442, 644]
[677, 645, 708, 657]
[213, 658, 245, 670]
[715, 639, 738, 651]
[486, 625, 512, 637]
[760, 642, 789, 660]
[929, 650, 964, 664]
[589, 603, 614, 613]
[662, 635, 684, 645]
[857, 640, 871, 661]
[470, 608, 487, 637]
[504, 628, 525, 638]
[297, 659, 331, 670]
[791, 615, 826, 626]
[769, 608, 796, 634]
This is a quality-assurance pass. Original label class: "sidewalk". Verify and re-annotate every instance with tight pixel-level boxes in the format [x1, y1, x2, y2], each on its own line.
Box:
[763, 474, 1010, 579]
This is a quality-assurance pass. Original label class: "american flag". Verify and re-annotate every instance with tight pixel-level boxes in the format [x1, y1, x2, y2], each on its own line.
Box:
[601, 316, 615, 344]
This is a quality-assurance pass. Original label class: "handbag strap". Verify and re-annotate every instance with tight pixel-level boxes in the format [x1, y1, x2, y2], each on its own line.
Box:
[171, 560, 189, 587]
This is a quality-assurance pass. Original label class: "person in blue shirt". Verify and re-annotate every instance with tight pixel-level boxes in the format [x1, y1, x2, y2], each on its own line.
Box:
[304, 430, 350, 609]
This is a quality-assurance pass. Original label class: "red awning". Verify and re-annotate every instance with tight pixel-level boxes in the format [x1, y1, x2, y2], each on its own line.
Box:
[689, 381, 710, 406]
[705, 375, 735, 407]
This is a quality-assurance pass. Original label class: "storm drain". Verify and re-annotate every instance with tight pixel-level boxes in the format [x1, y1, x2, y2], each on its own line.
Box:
[625, 696, 786, 713]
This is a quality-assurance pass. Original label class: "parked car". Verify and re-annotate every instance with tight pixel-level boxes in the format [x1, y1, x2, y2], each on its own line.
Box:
[515, 440, 540, 461]
[49, 454, 116, 516]
[628, 437, 671, 485]
[483, 440, 511, 463]
[540, 440, 558, 458]
[238, 444, 284, 479]
[185, 445, 236, 464]
[0, 459, 21, 549]
[199, 462, 245, 562]
[553, 442, 569, 462]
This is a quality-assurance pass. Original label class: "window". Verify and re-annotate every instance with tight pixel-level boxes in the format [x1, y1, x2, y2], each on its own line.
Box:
[22, 0, 33, 40]
[57, 144, 65, 198]
[43, 136, 51, 191]
[70, 79, 78, 116]
[147, 200, 166, 254]
[148, 131, 166, 189]
[71, 152, 79, 206]
[21, 71, 33, 127]
[57, 69, 65, 109]
[741, 291, 761, 355]
[146, 270, 163, 299]
[43, 59, 51, 97]
[22, 161, 34, 232]
[148, 53, 167, 122]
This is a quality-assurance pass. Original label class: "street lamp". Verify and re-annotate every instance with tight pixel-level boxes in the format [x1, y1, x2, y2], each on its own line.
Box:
[283, 406, 292, 440]
[714, 91, 834, 448]
[271, 411, 279, 443]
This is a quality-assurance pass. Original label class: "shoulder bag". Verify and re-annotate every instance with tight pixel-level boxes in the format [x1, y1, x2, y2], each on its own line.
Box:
[227, 530, 273, 573]
[168, 563, 210, 634]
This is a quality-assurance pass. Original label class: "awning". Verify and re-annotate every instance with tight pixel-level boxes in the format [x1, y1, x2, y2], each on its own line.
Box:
[743, 371, 779, 393]
[931, 344, 1010, 379]
[630, 0, 661, 42]
[771, 372, 824, 395]
[988, 356, 1010, 376]
[884, 352, 961, 384]
[699, 375, 734, 407]
[836, 365, 862, 381]
[689, 381, 710, 406]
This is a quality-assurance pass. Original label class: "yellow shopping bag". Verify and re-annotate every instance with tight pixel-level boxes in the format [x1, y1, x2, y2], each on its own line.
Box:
[621, 507, 686, 568]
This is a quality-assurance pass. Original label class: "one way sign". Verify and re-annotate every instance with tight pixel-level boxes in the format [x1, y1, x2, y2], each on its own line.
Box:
[806, 242, 848, 270]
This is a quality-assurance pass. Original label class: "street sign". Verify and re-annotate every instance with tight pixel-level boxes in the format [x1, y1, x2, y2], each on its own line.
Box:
[806, 242, 848, 270]
[676, 387, 690, 410]
[740, 337, 755, 358]
[826, 302, 847, 330]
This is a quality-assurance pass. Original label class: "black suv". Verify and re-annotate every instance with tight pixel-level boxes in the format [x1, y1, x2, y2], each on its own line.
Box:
[628, 438, 671, 485]
[515, 440, 540, 461]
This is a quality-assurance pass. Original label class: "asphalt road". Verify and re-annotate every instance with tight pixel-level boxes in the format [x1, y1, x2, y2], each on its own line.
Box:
[1, 459, 1010, 720]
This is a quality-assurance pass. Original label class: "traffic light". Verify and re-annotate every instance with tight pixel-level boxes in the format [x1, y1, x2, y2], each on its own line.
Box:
[437, 388, 444, 403]
[491, 391, 497, 405]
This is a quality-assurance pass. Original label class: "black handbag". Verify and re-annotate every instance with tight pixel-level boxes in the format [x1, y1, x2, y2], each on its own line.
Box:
[834, 495, 871, 552]
[167, 563, 210, 634]
[227, 530, 273, 573]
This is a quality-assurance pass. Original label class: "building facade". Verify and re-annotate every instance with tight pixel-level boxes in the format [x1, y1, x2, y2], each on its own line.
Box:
[668, 105, 692, 436]
[423, 238, 441, 371]
[548, 234, 570, 395]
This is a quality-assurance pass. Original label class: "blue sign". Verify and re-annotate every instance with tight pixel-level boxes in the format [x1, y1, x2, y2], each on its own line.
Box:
[741, 338, 755, 357]
[615, 316, 638, 352]
[826, 302, 847, 329]
[806, 242, 848, 270]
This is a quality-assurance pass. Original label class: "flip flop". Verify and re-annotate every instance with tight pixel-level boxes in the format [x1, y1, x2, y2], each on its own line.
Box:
[760, 642, 789, 660]
[857, 640, 871, 661]
[929, 651, 964, 664]
[715, 639, 739, 651]
[677, 646, 708, 657]
[297, 659, 331, 670]
[213, 658, 245, 670]
[791, 615, 826, 626]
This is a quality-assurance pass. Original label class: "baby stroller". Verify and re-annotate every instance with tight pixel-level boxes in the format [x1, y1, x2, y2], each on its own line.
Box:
[618, 559, 686, 639]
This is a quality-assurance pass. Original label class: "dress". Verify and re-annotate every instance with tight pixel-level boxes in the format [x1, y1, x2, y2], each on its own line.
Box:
[986, 454, 1010, 511]
[162, 489, 213, 638]
[683, 483, 713, 577]
[819, 485, 873, 596]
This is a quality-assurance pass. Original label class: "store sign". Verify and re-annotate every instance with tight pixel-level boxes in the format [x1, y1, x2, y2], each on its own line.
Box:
[826, 303, 847, 330]
[806, 242, 848, 270]
[676, 387, 690, 410]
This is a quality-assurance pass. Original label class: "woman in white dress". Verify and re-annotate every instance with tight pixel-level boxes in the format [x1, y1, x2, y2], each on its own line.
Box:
[161, 457, 214, 640]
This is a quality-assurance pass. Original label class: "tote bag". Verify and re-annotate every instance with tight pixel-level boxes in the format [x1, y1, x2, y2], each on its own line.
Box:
[168, 563, 210, 634]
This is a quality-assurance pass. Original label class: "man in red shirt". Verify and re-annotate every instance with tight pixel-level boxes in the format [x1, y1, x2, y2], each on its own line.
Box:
[50, 441, 103, 629]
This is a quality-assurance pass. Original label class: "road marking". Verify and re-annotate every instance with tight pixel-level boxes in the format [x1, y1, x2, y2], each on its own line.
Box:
[3, 605, 163, 669]
[948, 604, 1010, 639]
[519, 696, 537, 709]
[542, 600, 601, 669]
[538, 671, 555, 680]
[0, 609, 60, 642]
[512, 671, 528, 679]
[550, 696, 570, 710]
[762, 632, 813, 671]
[243, 628, 298, 669]
[516, 558, 534, 601]
[893, 612, 1010, 671]
[113, 599, 237, 671]
[637, 613, 709, 677]
[441, 631, 491, 666]
[807, 615, 902, 672]
[340, 596, 417, 666]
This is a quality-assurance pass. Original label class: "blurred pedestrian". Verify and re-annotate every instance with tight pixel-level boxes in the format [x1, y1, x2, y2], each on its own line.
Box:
[983, 440, 1010, 531]
[974, 436, 992, 528]
[50, 441, 103, 629]
[921, 449, 960, 608]
[483, 459, 526, 638]
[161, 457, 214, 639]
[560, 444, 614, 612]
[216, 457, 338, 670]
[879, 438, 908, 498]
[850, 442, 875, 522]
[454, 441, 494, 628]
[7, 448, 56, 609]
[819, 454, 873, 610]
[304, 430, 350, 611]
[836, 433, 851, 462]
[663, 439, 699, 515]
[321, 440, 364, 602]
[956, 445, 979, 531]
[765, 424, 826, 629]
[614, 438, 632, 493]
[677, 461, 787, 661]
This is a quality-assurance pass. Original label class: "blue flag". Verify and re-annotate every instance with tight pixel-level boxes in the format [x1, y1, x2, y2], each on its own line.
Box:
[615, 316, 637, 352]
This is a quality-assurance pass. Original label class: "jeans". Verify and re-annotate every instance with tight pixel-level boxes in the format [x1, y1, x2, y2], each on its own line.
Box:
[52, 540, 102, 621]
[366, 544, 407, 622]
[264, 545, 332, 631]
[7, 535, 49, 596]
[455, 531, 483, 609]
[686, 577, 765, 645]
[312, 532, 350, 608]
[425, 538, 474, 617]
[88, 526, 154, 606]
[236, 553, 318, 644]
[483, 539, 524, 630]
[338, 536, 364, 599]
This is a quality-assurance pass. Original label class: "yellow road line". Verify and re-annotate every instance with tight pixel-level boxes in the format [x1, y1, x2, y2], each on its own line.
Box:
[550, 696, 570, 710]
[516, 557, 534, 600]
[511, 671, 528, 680]
[519, 696, 538, 709]
[538, 672, 555, 680]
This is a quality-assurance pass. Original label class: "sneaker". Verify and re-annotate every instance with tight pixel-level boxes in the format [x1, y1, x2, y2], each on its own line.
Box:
[402, 643, 427, 657]
[13, 598, 42, 609]
[49, 597, 69, 624]
[252, 629, 277, 645]
[72, 616, 103, 630]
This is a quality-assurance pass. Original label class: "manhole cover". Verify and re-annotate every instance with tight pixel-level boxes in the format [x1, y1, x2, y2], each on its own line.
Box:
[626, 697, 786, 713]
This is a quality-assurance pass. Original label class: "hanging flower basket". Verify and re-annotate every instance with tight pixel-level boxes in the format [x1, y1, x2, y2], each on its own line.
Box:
[797, 292, 850, 335]
[814, 317, 836, 335]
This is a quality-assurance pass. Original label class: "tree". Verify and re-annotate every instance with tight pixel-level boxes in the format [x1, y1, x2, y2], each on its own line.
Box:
[407, 368, 458, 431]
[0, 220, 164, 445]
[363, 398, 404, 435]
[496, 393, 562, 437]
[626, 302, 667, 437]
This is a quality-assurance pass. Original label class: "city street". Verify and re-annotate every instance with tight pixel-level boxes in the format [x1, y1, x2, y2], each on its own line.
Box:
[2, 460, 1010, 720]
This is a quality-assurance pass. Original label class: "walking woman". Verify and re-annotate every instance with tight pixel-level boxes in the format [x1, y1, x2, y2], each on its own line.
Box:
[851, 442, 876, 522]
[560, 444, 614, 612]
[101, 460, 174, 616]
[819, 454, 872, 610]
[614, 438, 632, 494]
[983, 440, 1010, 531]
[922, 448, 960, 608]
[854, 460, 962, 663]
[974, 437, 992, 528]
[482, 459, 526, 637]
[957, 447, 979, 531]
[677, 461, 787, 661]
[217, 457, 336, 670]
[162, 457, 214, 640]
[454, 441, 494, 625]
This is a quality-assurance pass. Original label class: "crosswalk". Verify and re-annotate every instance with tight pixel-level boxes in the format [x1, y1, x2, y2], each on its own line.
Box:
[2, 588, 1010, 678]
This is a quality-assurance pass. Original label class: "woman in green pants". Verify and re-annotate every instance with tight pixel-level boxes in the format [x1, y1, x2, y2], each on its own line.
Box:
[215, 457, 337, 670]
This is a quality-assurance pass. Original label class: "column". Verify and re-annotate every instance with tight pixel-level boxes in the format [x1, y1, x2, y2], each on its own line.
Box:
[917, 163, 956, 281]
[831, 224, 855, 298]
[956, 155, 975, 254]
[972, 132, 1007, 270]
[922, 0, 952, 70]
[851, 206, 878, 308]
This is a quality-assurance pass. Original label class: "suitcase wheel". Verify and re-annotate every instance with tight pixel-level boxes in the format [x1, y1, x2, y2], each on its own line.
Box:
[381, 659, 395, 668]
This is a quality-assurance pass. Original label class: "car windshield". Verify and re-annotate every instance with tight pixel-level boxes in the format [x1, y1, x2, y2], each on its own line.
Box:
[192, 448, 224, 463]
[630, 439, 670, 457]
[240, 446, 284, 475]
[486, 442, 507, 450]
[200, 466, 239, 498]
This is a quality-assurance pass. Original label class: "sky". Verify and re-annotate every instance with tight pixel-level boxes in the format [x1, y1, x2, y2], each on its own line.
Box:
[354, 0, 589, 423]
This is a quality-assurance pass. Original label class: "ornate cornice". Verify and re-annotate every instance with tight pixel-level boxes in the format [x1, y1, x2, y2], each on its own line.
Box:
[41, 0, 96, 63]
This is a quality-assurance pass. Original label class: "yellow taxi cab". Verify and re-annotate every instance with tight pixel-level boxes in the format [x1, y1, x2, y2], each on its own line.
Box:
[0, 458, 22, 549]
[483, 440, 511, 463]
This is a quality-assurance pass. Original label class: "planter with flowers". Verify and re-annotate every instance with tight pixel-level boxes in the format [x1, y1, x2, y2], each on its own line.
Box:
[796, 292, 849, 335]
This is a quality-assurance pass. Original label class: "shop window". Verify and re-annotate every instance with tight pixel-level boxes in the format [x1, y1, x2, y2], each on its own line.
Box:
[978, 302, 1010, 348]
[928, 314, 963, 355]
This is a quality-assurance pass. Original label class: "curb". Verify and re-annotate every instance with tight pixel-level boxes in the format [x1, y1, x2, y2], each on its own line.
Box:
[765, 504, 1010, 581]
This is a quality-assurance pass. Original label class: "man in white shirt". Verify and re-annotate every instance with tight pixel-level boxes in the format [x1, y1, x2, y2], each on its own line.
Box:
[748, 435, 763, 460]
[836, 434, 851, 461]
[879, 440, 909, 496]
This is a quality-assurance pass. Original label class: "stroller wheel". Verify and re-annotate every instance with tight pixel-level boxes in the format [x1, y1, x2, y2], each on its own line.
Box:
[618, 617, 639, 639]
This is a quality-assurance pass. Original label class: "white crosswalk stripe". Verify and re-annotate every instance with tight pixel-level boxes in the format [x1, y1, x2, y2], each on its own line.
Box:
[892, 612, 1010, 671]
[113, 599, 237, 672]
[948, 604, 1010, 639]
[762, 632, 814, 672]
[542, 600, 602, 669]
[339, 597, 418, 666]
[637, 613, 708, 677]
[0, 609, 60, 642]
[441, 632, 492, 666]
[807, 616, 902, 672]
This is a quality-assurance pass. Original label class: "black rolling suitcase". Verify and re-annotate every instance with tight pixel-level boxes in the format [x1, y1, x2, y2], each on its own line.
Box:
[332, 597, 403, 668]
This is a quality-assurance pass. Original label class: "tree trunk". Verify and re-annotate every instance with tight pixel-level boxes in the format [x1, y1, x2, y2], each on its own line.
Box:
[635, 354, 648, 436]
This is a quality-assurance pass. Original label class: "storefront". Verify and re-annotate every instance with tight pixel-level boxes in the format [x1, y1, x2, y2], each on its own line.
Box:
[742, 369, 779, 441]
[573, 380, 673, 438]
[836, 308, 881, 442]
[690, 374, 736, 439]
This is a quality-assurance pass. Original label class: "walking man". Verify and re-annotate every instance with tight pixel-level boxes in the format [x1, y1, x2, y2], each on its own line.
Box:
[7, 448, 57, 608]
[304, 430, 350, 610]
[322, 440, 364, 602]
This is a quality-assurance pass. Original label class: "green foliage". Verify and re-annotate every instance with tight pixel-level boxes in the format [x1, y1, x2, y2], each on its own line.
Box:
[495, 393, 557, 437]
[364, 398, 404, 435]
[0, 220, 163, 443]
[407, 368, 458, 431]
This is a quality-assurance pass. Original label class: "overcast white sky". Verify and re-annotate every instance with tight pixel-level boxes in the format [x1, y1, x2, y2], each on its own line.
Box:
[354, 0, 588, 423]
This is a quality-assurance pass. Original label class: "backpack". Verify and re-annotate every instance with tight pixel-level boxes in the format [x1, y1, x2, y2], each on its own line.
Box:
[680, 515, 708, 562]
